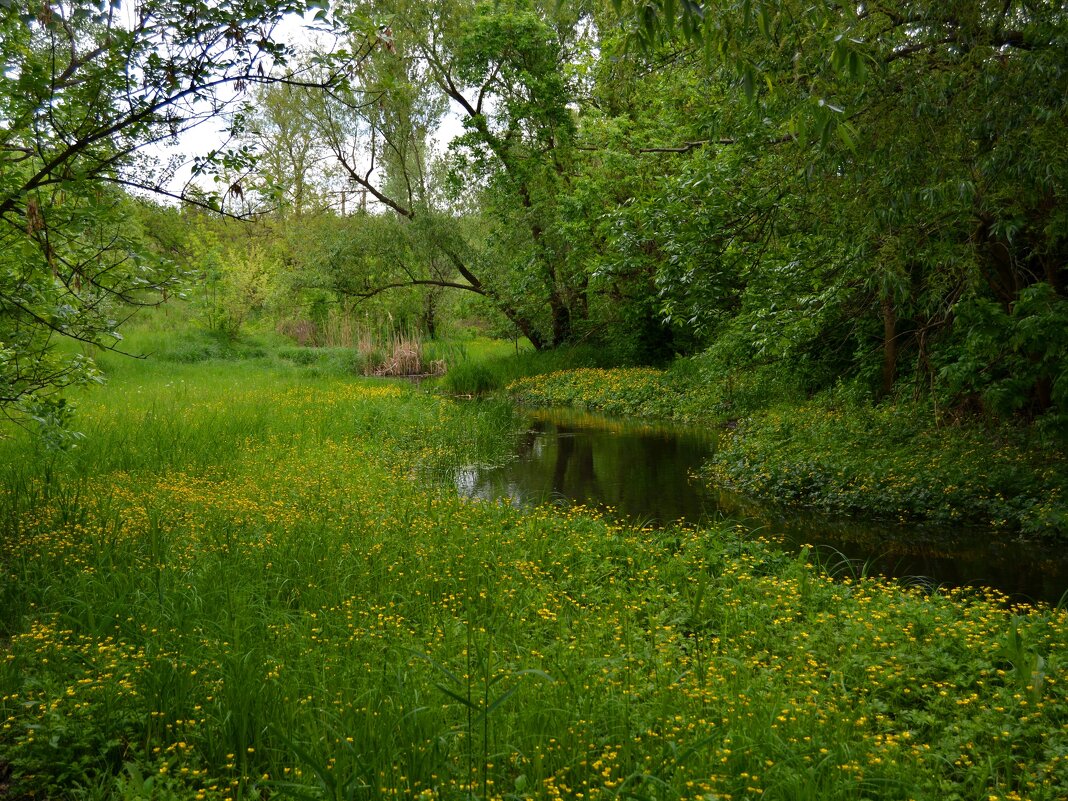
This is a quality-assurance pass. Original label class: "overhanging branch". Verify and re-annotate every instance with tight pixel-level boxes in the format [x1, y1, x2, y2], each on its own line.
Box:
[337, 278, 485, 300]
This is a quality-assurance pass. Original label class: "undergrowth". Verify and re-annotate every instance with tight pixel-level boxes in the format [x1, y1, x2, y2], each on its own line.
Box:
[707, 400, 1068, 536]
[506, 368, 1068, 536]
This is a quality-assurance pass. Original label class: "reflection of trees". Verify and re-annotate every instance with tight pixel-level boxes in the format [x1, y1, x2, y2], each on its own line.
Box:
[550, 426, 602, 500]
[458, 412, 1068, 603]
[515, 422, 544, 460]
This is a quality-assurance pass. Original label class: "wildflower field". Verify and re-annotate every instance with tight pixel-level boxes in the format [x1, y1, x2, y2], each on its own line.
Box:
[2, 360, 1068, 800]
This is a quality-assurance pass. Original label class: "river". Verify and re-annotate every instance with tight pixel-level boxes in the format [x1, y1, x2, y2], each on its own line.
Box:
[453, 406, 1068, 605]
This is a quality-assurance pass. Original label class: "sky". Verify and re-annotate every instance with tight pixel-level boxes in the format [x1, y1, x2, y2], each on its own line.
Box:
[147, 10, 464, 207]
[144, 10, 328, 200]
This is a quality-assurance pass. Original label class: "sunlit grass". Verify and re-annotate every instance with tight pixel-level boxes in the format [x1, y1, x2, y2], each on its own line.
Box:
[509, 368, 682, 418]
[1, 361, 1067, 800]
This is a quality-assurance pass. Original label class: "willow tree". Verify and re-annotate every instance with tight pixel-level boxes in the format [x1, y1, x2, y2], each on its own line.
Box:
[301, 0, 595, 348]
[0, 0, 360, 434]
[606, 0, 1068, 411]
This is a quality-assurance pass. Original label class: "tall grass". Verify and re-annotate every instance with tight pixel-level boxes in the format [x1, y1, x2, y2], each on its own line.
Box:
[108, 307, 452, 379]
[274, 312, 444, 376]
[1, 360, 1067, 801]
[440, 342, 610, 396]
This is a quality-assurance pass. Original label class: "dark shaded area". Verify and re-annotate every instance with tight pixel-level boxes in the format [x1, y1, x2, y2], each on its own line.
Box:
[454, 407, 1068, 605]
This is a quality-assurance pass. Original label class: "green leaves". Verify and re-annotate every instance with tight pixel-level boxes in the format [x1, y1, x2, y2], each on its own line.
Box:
[0, 0, 353, 426]
[740, 62, 757, 102]
[830, 34, 867, 81]
[942, 283, 1068, 428]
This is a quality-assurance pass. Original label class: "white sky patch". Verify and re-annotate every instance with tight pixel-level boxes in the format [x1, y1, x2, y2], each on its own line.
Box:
[144, 11, 467, 208]
[142, 9, 338, 201]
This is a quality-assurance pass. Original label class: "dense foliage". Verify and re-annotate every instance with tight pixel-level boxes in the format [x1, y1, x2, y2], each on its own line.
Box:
[507, 365, 1068, 532]
[200, 0, 1068, 429]
[0, 0, 365, 433]
[4, 0, 1065, 436]
[601, 0, 1068, 421]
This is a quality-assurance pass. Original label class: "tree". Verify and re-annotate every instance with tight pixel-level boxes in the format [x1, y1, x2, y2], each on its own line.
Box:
[603, 0, 1068, 412]
[298, 0, 598, 349]
[0, 0, 360, 433]
[240, 83, 336, 216]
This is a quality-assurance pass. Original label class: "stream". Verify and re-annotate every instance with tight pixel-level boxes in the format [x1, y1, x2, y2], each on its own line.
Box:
[454, 406, 1068, 605]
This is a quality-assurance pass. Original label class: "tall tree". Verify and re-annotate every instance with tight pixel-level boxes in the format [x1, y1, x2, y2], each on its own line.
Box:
[241, 83, 335, 215]
[604, 0, 1068, 409]
[0, 0, 361, 431]
[303, 0, 595, 348]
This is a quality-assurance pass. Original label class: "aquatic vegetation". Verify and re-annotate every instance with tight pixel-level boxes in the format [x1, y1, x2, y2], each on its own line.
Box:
[1, 364, 1067, 800]
[707, 402, 1068, 535]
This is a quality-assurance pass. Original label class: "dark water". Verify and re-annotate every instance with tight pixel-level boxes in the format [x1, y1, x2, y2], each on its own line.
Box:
[455, 407, 1068, 605]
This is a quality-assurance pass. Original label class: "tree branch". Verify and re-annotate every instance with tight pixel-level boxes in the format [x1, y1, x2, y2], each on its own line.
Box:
[576, 134, 794, 155]
[337, 278, 485, 300]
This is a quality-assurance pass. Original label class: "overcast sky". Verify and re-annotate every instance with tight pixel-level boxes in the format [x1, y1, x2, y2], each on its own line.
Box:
[146, 11, 464, 207]
[143, 11, 327, 200]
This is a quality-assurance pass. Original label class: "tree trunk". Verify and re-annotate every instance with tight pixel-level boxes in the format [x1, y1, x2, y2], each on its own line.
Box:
[1035, 375, 1053, 413]
[880, 295, 898, 398]
[522, 322, 547, 350]
[549, 288, 572, 347]
[498, 303, 546, 350]
[571, 274, 589, 328]
[973, 214, 1020, 310]
[422, 291, 437, 339]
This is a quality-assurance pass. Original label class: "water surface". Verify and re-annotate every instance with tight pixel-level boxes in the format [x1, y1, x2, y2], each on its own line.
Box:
[454, 407, 1068, 605]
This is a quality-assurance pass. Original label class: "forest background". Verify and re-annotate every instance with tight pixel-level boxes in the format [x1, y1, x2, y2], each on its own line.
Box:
[1, 0, 1066, 530]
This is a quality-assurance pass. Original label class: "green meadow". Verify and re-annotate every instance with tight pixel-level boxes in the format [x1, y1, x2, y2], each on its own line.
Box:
[6, 1, 1068, 798]
[2, 353, 1068, 801]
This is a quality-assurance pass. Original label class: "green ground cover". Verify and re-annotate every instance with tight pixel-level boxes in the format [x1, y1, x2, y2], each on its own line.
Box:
[1, 357, 1067, 800]
[507, 368, 1068, 536]
[508, 368, 687, 420]
[706, 402, 1067, 536]
[100, 306, 524, 382]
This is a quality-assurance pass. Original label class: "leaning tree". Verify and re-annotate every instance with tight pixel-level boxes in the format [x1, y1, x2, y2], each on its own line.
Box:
[0, 0, 368, 434]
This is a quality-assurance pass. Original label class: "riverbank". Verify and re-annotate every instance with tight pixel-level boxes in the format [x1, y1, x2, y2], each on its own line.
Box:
[507, 367, 1068, 537]
[99, 322, 1064, 536]
[2, 359, 1068, 800]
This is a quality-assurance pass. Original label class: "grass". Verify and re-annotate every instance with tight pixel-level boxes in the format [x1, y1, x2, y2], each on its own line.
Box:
[102, 305, 511, 381]
[437, 343, 617, 397]
[1, 354, 1068, 800]
[508, 368, 687, 419]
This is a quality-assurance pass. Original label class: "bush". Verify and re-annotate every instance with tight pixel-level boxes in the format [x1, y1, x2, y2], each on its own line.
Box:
[706, 397, 1068, 535]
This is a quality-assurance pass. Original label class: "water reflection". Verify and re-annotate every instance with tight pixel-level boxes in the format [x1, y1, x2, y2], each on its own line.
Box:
[459, 410, 714, 523]
[454, 407, 1068, 605]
